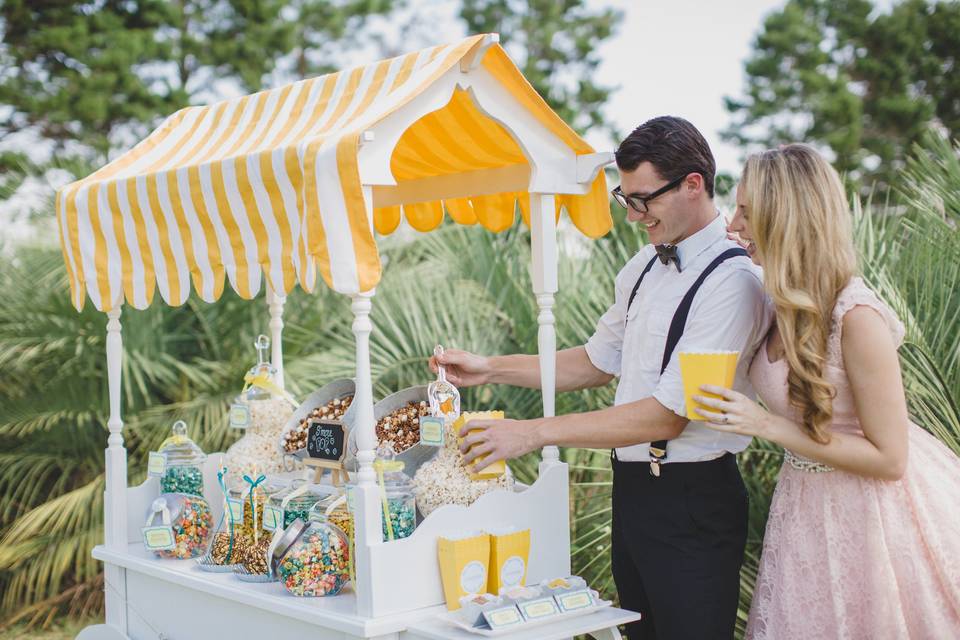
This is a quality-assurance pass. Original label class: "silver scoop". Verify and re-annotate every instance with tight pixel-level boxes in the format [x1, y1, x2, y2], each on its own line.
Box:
[428, 344, 461, 422]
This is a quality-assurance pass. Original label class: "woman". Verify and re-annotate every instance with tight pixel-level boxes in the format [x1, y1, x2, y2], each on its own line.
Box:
[692, 144, 960, 638]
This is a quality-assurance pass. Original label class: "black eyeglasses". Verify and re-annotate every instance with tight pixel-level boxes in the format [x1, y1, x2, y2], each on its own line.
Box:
[611, 174, 687, 214]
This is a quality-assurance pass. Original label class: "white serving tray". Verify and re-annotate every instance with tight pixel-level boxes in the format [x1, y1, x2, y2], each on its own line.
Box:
[446, 599, 613, 637]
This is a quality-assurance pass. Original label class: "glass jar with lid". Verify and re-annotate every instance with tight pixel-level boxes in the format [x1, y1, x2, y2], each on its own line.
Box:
[373, 448, 417, 542]
[144, 493, 212, 559]
[159, 420, 206, 496]
[225, 335, 294, 475]
[272, 513, 350, 596]
[268, 479, 332, 531]
[313, 490, 353, 541]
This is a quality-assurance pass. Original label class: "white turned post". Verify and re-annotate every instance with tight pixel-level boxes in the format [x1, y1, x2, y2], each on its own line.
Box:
[350, 291, 381, 616]
[104, 307, 127, 547]
[103, 307, 129, 634]
[530, 193, 560, 468]
[266, 287, 286, 390]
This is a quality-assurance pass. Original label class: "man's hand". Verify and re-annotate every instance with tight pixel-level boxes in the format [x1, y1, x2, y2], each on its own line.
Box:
[428, 348, 492, 387]
[458, 418, 543, 473]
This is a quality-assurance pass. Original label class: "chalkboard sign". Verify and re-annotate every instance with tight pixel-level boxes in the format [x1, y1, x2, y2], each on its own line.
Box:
[306, 419, 347, 462]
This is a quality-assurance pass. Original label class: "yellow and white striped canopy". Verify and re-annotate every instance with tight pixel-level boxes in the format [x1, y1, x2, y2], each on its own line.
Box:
[56, 34, 611, 312]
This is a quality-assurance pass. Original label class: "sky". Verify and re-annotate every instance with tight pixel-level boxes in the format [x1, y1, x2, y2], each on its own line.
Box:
[587, 0, 787, 174]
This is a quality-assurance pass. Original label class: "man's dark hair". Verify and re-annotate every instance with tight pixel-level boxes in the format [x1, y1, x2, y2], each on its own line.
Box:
[615, 116, 717, 198]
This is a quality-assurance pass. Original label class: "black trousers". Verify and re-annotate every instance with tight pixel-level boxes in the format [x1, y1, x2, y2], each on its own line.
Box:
[611, 453, 748, 640]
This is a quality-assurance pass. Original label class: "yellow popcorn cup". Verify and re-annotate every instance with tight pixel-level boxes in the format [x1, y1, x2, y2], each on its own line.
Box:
[679, 351, 739, 420]
[486, 527, 530, 595]
[455, 411, 506, 480]
[438, 532, 491, 610]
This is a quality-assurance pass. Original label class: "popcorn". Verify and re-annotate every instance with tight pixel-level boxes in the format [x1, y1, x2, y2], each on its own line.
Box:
[413, 423, 513, 516]
[225, 397, 293, 475]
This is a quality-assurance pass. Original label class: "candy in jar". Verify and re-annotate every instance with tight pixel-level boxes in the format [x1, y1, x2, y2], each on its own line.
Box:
[372, 447, 417, 542]
[272, 516, 350, 597]
[315, 491, 353, 541]
[143, 493, 212, 559]
[158, 420, 206, 496]
[268, 479, 331, 530]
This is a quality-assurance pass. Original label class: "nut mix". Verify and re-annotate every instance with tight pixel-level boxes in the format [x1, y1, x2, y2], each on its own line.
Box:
[283, 395, 354, 453]
[375, 401, 430, 453]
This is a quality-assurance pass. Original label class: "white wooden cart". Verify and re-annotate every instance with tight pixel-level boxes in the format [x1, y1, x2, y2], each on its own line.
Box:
[56, 33, 639, 639]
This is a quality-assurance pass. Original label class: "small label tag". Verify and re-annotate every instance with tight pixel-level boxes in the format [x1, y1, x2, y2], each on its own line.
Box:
[556, 589, 594, 612]
[419, 416, 445, 447]
[147, 452, 166, 477]
[459, 560, 487, 595]
[263, 505, 284, 531]
[142, 525, 176, 551]
[518, 596, 560, 620]
[229, 403, 251, 429]
[227, 498, 244, 525]
[483, 605, 523, 629]
[500, 555, 526, 589]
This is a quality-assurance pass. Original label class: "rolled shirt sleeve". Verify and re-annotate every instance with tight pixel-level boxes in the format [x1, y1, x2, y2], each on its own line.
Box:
[652, 266, 769, 417]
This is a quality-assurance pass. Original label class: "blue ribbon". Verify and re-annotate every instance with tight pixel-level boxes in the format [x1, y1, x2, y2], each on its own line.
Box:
[243, 474, 267, 534]
[217, 467, 235, 564]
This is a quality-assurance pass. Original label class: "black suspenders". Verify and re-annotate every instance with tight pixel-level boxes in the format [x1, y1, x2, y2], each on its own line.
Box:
[624, 247, 749, 476]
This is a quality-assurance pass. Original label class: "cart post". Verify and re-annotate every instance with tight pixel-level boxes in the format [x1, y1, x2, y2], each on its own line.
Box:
[104, 306, 129, 633]
[267, 287, 286, 390]
[530, 192, 561, 469]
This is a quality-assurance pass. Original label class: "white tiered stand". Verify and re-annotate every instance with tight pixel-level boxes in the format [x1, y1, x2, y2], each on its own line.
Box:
[77, 34, 639, 640]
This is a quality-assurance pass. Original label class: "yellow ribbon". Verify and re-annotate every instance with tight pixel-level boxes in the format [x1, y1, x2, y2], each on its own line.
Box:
[373, 459, 403, 542]
[241, 372, 299, 408]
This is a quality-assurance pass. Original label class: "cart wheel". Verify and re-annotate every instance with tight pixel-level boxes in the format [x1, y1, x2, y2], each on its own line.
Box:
[76, 623, 131, 640]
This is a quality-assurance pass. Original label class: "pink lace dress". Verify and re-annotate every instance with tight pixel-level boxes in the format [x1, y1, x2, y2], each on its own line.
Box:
[746, 278, 960, 639]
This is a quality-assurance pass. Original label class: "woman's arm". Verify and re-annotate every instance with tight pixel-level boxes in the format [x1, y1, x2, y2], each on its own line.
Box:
[695, 306, 909, 481]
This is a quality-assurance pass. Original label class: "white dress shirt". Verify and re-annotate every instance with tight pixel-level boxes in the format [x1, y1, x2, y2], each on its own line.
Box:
[585, 214, 773, 463]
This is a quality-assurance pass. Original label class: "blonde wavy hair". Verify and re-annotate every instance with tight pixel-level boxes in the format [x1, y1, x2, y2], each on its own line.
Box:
[740, 144, 858, 442]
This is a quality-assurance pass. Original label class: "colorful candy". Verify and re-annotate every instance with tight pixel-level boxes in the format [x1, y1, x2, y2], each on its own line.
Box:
[277, 524, 351, 596]
[161, 464, 204, 496]
[381, 496, 416, 541]
[154, 495, 212, 559]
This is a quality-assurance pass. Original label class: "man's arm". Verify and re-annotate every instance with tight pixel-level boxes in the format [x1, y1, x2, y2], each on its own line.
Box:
[431, 346, 613, 391]
[460, 396, 687, 468]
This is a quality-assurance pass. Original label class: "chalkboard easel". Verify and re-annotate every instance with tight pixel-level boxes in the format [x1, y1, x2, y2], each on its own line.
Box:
[304, 419, 348, 486]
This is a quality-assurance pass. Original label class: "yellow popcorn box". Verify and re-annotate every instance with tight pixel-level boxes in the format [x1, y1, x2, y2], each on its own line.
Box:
[455, 411, 505, 480]
[679, 351, 739, 420]
[438, 532, 491, 610]
[486, 527, 530, 595]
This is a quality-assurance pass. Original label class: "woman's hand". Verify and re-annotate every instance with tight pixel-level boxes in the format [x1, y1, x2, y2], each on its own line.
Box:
[693, 384, 775, 439]
[428, 348, 492, 387]
[457, 418, 543, 473]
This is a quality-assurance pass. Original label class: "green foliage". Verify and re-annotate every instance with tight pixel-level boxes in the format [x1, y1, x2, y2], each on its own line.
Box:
[459, 0, 621, 135]
[0, 0, 397, 163]
[724, 0, 960, 193]
[3, 134, 960, 636]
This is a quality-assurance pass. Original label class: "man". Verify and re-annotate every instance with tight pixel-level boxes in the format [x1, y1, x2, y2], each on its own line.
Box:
[431, 116, 772, 639]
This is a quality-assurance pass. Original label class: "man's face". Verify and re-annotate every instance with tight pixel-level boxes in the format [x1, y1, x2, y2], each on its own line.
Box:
[617, 161, 690, 246]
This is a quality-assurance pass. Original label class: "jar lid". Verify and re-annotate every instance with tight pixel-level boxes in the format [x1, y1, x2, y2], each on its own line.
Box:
[158, 421, 206, 466]
[270, 517, 309, 572]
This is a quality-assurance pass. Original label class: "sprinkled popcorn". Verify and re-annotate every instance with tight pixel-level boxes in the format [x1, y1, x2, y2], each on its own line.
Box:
[375, 401, 431, 453]
[276, 523, 351, 596]
[153, 494, 213, 560]
[283, 395, 353, 453]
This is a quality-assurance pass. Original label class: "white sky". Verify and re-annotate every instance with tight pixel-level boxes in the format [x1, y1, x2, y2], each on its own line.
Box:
[586, 0, 787, 174]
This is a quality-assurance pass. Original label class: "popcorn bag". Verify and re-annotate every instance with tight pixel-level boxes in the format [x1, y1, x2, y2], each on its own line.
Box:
[438, 532, 491, 610]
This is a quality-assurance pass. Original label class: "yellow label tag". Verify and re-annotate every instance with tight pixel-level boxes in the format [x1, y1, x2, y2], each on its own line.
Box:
[142, 526, 175, 551]
[147, 452, 166, 477]
[484, 606, 522, 628]
[419, 416, 444, 446]
[557, 590, 593, 611]
[227, 498, 244, 524]
[519, 597, 559, 619]
[263, 505, 283, 531]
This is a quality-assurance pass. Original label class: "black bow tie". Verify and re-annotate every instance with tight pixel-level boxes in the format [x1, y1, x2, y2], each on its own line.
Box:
[655, 244, 681, 271]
